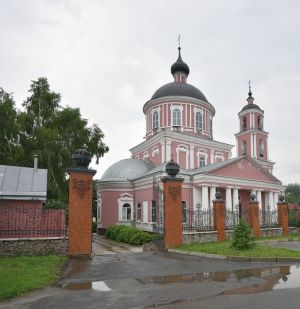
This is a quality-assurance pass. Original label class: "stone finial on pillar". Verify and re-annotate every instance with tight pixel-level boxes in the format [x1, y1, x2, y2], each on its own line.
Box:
[213, 191, 226, 241]
[67, 148, 96, 257]
[246, 194, 260, 238]
[277, 194, 289, 236]
[162, 159, 183, 249]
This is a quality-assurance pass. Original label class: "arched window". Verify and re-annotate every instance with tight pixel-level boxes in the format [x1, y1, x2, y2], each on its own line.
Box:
[136, 203, 141, 221]
[258, 116, 263, 130]
[152, 111, 159, 129]
[259, 140, 264, 157]
[241, 140, 247, 155]
[122, 203, 131, 220]
[242, 116, 247, 131]
[199, 155, 206, 167]
[173, 108, 181, 127]
[196, 112, 202, 130]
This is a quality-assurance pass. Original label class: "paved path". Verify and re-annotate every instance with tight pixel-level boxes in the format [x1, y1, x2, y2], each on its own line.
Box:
[261, 240, 300, 251]
[92, 234, 143, 255]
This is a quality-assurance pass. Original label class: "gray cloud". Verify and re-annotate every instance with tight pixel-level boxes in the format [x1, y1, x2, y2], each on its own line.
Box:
[0, 0, 299, 184]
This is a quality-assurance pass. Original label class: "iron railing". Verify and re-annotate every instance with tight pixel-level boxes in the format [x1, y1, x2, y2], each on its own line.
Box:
[225, 208, 240, 230]
[182, 207, 214, 232]
[0, 205, 66, 238]
[259, 205, 278, 228]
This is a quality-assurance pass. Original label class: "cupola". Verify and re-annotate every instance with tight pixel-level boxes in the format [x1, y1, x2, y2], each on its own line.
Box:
[171, 47, 190, 83]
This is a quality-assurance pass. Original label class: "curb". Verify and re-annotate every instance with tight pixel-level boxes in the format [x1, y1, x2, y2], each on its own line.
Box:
[168, 249, 300, 262]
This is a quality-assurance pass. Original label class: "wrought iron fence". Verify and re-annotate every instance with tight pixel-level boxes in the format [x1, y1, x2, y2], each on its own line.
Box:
[0, 205, 67, 238]
[225, 208, 239, 230]
[259, 205, 278, 228]
[182, 207, 214, 232]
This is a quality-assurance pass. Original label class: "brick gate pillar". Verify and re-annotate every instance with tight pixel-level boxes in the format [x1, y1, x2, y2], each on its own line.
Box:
[246, 194, 260, 238]
[162, 159, 184, 249]
[213, 192, 225, 241]
[277, 195, 289, 236]
[67, 149, 96, 257]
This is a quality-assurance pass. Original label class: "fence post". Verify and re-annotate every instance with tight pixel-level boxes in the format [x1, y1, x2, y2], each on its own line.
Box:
[213, 193, 225, 241]
[277, 196, 289, 236]
[67, 149, 96, 257]
[162, 159, 184, 249]
[246, 194, 260, 238]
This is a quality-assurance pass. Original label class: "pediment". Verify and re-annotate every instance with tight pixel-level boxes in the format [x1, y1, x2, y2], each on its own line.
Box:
[208, 157, 280, 184]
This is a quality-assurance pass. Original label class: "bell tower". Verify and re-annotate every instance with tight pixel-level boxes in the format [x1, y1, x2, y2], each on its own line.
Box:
[235, 82, 274, 173]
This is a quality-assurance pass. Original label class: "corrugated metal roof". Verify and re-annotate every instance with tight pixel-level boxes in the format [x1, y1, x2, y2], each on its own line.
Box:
[0, 165, 47, 200]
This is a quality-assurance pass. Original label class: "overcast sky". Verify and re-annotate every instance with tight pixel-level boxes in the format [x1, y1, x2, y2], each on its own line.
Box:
[0, 0, 299, 184]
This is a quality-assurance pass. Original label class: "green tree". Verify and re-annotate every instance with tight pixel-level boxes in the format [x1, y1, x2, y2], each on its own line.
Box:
[1, 77, 109, 202]
[231, 219, 255, 250]
[0, 88, 20, 164]
[285, 183, 300, 205]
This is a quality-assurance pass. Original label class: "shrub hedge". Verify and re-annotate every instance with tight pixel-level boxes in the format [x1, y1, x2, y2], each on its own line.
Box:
[105, 225, 153, 245]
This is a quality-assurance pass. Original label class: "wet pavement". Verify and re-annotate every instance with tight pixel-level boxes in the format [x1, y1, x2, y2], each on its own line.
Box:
[2, 239, 300, 308]
[261, 240, 300, 251]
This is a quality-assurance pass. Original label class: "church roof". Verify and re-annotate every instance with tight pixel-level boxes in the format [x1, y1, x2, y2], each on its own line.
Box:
[241, 103, 262, 112]
[100, 158, 155, 181]
[171, 47, 190, 76]
[151, 82, 208, 102]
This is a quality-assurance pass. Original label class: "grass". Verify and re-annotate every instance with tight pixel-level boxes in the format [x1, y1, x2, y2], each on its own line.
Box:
[178, 241, 300, 258]
[0, 255, 67, 301]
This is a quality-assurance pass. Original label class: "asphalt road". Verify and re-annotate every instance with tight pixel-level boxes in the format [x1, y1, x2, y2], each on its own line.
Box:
[1, 238, 300, 309]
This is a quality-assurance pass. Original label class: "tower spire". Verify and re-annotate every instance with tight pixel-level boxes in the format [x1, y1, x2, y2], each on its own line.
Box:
[247, 80, 254, 103]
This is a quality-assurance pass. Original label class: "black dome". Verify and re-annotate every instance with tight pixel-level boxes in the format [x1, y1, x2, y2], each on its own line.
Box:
[151, 82, 208, 102]
[171, 47, 190, 76]
[241, 103, 261, 112]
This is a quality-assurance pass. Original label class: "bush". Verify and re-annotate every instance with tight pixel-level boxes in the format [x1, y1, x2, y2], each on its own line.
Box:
[105, 225, 153, 245]
[231, 219, 255, 250]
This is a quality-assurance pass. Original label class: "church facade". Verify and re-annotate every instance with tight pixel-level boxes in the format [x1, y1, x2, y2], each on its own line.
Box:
[97, 47, 284, 232]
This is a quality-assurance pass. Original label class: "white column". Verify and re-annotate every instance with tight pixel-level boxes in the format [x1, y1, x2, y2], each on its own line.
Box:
[210, 186, 216, 208]
[160, 140, 165, 163]
[233, 188, 239, 209]
[201, 186, 209, 210]
[268, 191, 274, 210]
[210, 150, 215, 164]
[190, 145, 195, 169]
[193, 186, 201, 210]
[166, 139, 171, 161]
[226, 188, 232, 210]
[273, 192, 278, 208]
[257, 190, 262, 209]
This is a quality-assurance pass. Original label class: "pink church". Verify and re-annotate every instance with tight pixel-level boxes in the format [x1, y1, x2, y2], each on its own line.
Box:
[97, 47, 285, 232]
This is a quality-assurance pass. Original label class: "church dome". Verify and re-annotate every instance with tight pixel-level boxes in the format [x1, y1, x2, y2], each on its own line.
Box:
[151, 82, 208, 102]
[241, 103, 261, 112]
[101, 158, 155, 181]
[171, 47, 190, 76]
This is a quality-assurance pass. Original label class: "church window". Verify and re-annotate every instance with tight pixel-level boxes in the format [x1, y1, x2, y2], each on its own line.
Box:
[196, 111, 202, 129]
[122, 203, 131, 221]
[258, 116, 263, 130]
[136, 203, 141, 221]
[241, 140, 247, 155]
[173, 108, 181, 126]
[199, 155, 206, 167]
[152, 111, 159, 129]
[259, 140, 264, 157]
[242, 116, 247, 131]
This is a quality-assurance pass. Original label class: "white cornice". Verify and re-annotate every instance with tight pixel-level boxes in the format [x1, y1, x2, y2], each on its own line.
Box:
[238, 108, 264, 116]
[130, 130, 233, 154]
[235, 129, 269, 137]
[143, 96, 215, 116]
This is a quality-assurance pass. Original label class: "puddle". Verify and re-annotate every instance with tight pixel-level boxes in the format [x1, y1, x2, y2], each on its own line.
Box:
[60, 265, 300, 295]
[63, 281, 111, 292]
